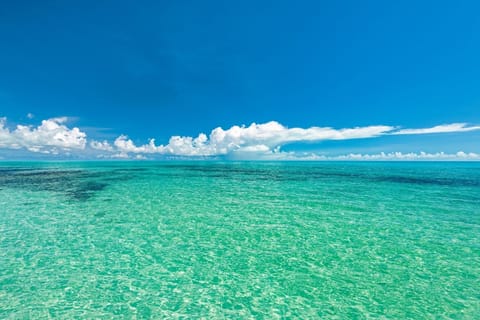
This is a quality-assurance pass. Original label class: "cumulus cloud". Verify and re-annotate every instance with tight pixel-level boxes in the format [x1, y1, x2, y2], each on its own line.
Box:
[87, 121, 480, 159]
[393, 123, 480, 135]
[0, 117, 86, 153]
[113, 135, 164, 154]
[106, 121, 396, 157]
[90, 140, 114, 151]
[1, 117, 480, 160]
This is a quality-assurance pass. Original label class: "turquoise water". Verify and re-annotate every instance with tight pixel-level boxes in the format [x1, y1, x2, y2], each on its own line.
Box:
[0, 161, 479, 318]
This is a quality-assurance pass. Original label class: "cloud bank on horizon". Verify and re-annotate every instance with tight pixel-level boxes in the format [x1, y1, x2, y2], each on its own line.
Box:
[0, 116, 479, 160]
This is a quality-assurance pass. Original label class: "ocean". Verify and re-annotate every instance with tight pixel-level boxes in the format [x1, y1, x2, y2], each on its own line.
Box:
[0, 161, 479, 318]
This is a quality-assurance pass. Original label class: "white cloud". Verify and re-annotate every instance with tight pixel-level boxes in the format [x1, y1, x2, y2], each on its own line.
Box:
[250, 151, 480, 161]
[332, 151, 480, 161]
[111, 152, 131, 159]
[113, 135, 165, 153]
[393, 123, 480, 135]
[0, 117, 86, 153]
[107, 121, 396, 157]
[90, 140, 114, 151]
[91, 121, 480, 159]
[207, 121, 394, 148]
[1, 118, 480, 160]
[27, 113, 34, 119]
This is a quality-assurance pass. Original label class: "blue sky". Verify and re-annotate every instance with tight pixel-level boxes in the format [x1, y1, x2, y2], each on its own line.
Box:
[1, 0, 479, 160]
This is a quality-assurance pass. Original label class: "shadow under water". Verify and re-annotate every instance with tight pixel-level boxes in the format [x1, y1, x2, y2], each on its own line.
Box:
[0, 167, 135, 201]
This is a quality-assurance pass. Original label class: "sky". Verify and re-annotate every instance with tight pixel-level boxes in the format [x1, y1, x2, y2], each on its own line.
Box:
[0, 0, 479, 160]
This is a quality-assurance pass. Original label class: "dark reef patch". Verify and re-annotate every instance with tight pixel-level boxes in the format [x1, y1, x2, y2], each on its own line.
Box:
[0, 167, 134, 201]
[66, 181, 109, 201]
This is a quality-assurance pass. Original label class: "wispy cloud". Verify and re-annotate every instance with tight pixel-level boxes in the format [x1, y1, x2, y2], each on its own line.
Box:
[392, 123, 480, 135]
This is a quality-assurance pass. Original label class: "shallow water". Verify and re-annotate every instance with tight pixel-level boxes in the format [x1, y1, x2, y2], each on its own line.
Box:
[1, 161, 479, 318]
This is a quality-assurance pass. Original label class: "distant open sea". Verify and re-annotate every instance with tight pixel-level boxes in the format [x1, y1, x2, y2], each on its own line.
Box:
[0, 161, 479, 318]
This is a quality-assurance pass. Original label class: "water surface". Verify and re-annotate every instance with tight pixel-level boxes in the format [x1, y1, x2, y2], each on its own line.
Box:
[1, 161, 479, 318]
